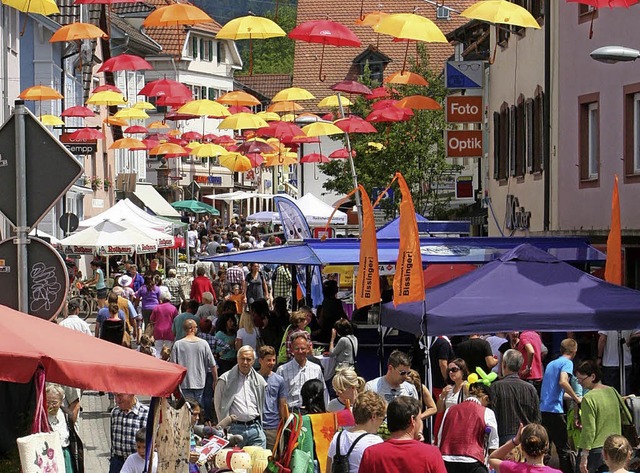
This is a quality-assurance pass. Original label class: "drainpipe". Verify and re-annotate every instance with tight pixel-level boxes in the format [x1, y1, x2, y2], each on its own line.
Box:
[543, 0, 551, 232]
[2, 7, 10, 119]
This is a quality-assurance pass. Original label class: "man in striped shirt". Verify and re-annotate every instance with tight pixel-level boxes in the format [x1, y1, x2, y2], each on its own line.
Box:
[276, 332, 329, 410]
[110, 393, 149, 473]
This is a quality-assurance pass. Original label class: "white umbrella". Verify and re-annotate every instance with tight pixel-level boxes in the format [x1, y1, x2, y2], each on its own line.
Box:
[247, 211, 281, 223]
[59, 220, 159, 256]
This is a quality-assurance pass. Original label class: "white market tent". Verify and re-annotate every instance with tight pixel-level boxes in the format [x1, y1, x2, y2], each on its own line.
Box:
[247, 211, 280, 223]
[295, 193, 347, 226]
[203, 191, 273, 201]
[79, 199, 173, 234]
[59, 220, 159, 256]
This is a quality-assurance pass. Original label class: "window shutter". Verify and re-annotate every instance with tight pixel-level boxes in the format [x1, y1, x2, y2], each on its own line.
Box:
[493, 112, 500, 180]
[200, 38, 205, 60]
[525, 99, 534, 173]
[208, 41, 213, 61]
[509, 105, 516, 177]
[192, 37, 198, 59]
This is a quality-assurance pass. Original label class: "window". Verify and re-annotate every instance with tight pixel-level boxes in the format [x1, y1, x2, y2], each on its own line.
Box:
[207, 40, 214, 61]
[532, 88, 544, 173]
[192, 37, 198, 59]
[493, 103, 509, 181]
[436, 5, 450, 20]
[5, 8, 18, 52]
[578, 93, 600, 185]
[208, 87, 216, 100]
[623, 83, 640, 183]
[509, 105, 516, 176]
[525, 98, 534, 173]
[200, 38, 205, 60]
[578, 3, 597, 24]
[217, 42, 226, 64]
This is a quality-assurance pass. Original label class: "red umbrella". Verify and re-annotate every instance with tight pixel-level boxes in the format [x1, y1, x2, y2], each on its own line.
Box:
[123, 125, 149, 134]
[182, 131, 203, 141]
[139, 78, 192, 99]
[145, 133, 168, 141]
[321, 113, 335, 121]
[228, 105, 252, 114]
[257, 121, 304, 140]
[92, 84, 122, 94]
[246, 153, 265, 167]
[365, 86, 397, 100]
[366, 106, 413, 122]
[157, 95, 191, 107]
[61, 105, 95, 118]
[288, 20, 361, 81]
[143, 138, 161, 149]
[331, 80, 372, 96]
[168, 137, 188, 146]
[165, 111, 198, 121]
[203, 133, 219, 141]
[290, 135, 320, 144]
[300, 152, 330, 163]
[329, 148, 356, 159]
[213, 135, 236, 146]
[372, 99, 400, 110]
[98, 54, 152, 72]
[236, 140, 276, 155]
[69, 127, 105, 140]
[334, 115, 377, 133]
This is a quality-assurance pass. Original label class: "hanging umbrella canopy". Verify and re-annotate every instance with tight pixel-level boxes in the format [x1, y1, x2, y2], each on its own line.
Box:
[133, 100, 155, 110]
[182, 131, 202, 141]
[461, 0, 542, 29]
[178, 99, 230, 117]
[217, 15, 285, 40]
[61, 105, 95, 117]
[191, 143, 227, 157]
[289, 19, 361, 46]
[246, 153, 264, 167]
[264, 150, 298, 166]
[143, 138, 161, 150]
[220, 152, 252, 172]
[3, 0, 59, 15]
[385, 71, 429, 86]
[272, 87, 315, 102]
[267, 101, 304, 113]
[171, 199, 220, 215]
[366, 86, 397, 100]
[375, 13, 448, 42]
[109, 137, 147, 150]
[256, 111, 281, 122]
[139, 78, 192, 100]
[301, 122, 344, 137]
[19, 85, 63, 101]
[397, 95, 442, 110]
[143, 3, 212, 27]
[39, 115, 64, 126]
[165, 111, 199, 121]
[87, 90, 127, 106]
[300, 152, 330, 163]
[218, 90, 261, 107]
[123, 125, 149, 134]
[356, 10, 389, 26]
[366, 106, 413, 122]
[329, 148, 356, 159]
[257, 121, 304, 140]
[104, 116, 128, 127]
[236, 138, 277, 155]
[92, 84, 122, 94]
[219, 113, 268, 130]
[331, 80, 372, 96]
[49, 22, 107, 42]
[113, 107, 149, 120]
[334, 115, 377, 133]
[150, 143, 189, 156]
[97, 53, 152, 72]
[213, 135, 236, 146]
[70, 127, 105, 140]
[148, 120, 169, 129]
[318, 95, 353, 108]
[228, 105, 252, 114]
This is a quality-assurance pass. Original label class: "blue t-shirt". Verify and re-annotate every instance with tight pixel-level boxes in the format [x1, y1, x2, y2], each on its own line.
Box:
[96, 307, 126, 329]
[263, 372, 286, 429]
[540, 355, 573, 413]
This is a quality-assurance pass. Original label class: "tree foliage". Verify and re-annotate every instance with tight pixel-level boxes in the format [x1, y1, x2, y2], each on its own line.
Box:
[319, 46, 460, 218]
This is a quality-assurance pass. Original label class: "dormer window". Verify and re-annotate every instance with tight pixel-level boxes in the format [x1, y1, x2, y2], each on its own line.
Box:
[353, 46, 391, 85]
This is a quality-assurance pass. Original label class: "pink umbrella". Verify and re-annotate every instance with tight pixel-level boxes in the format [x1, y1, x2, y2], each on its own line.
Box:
[69, 127, 105, 140]
[98, 54, 152, 72]
[213, 135, 236, 146]
[123, 125, 149, 134]
[143, 138, 161, 149]
[182, 131, 203, 141]
[322, 113, 335, 121]
[257, 121, 304, 140]
[228, 105, 252, 114]
[165, 111, 198, 121]
[331, 80, 372, 96]
[203, 133, 219, 141]
[92, 84, 122, 94]
[366, 106, 413, 122]
[288, 20, 361, 81]
[246, 153, 264, 167]
[61, 105, 95, 118]
[372, 99, 400, 110]
[334, 115, 377, 133]
[300, 152, 330, 163]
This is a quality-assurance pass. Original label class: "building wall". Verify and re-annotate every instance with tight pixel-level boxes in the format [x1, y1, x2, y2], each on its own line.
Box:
[557, 4, 640, 233]
[487, 23, 546, 236]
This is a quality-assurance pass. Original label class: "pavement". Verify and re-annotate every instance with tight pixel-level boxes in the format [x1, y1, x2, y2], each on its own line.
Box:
[78, 391, 112, 472]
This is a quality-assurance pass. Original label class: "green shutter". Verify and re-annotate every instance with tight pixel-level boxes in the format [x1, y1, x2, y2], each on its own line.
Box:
[200, 38, 205, 59]
[208, 40, 213, 61]
[192, 37, 198, 58]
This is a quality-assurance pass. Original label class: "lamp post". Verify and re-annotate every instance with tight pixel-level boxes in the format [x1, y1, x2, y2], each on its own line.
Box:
[590, 46, 640, 64]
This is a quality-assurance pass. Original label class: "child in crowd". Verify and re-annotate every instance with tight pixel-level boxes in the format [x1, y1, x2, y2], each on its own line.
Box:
[138, 334, 156, 357]
[160, 345, 171, 361]
[603, 435, 632, 473]
[121, 428, 157, 473]
[225, 284, 244, 315]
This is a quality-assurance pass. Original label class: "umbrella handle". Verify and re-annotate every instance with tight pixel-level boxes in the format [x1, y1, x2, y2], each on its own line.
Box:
[318, 44, 327, 82]
[488, 42, 498, 65]
[314, 163, 319, 180]
[589, 10, 594, 40]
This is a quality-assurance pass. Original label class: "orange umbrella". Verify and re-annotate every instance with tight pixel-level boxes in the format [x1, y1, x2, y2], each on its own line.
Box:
[19, 85, 63, 100]
[149, 143, 189, 156]
[50, 23, 107, 42]
[384, 71, 429, 86]
[396, 95, 442, 111]
[264, 150, 298, 167]
[267, 101, 304, 113]
[109, 138, 147, 150]
[104, 117, 128, 127]
[143, 4, 212, 27]
[148, 121, 169, 130]
[356, 10, 389, 26]
[217, 90, 261, 107]
[219, 152, 252, 172]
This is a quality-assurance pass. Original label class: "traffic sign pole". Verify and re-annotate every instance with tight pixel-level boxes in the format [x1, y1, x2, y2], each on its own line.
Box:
[15, 100, 28, 313]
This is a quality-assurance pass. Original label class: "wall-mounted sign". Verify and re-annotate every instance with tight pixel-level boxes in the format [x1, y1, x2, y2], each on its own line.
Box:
[446, 96, 483, 123]
[60, 133, 97, 155]
[446, 130, 483, 158]
[505, 195, 531, 231]
[445, 61, 484, 89]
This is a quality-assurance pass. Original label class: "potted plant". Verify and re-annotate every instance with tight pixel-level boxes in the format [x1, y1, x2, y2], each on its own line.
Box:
[103, 179, 112, 191]
[90, 176, 102, 190]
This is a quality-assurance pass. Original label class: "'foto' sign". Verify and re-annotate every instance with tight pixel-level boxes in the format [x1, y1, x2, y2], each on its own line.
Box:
[446, 130, 483, 158]
[446, 96, 483, 123]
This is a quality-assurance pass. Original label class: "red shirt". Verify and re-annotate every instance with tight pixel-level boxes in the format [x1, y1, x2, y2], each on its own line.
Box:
[190, 276, 215, 304]
[359, 439, 447, 473]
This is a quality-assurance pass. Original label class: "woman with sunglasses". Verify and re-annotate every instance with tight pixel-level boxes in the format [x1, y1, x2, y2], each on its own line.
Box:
[574, 360, 627, 473]
[436, 358, 470, 415]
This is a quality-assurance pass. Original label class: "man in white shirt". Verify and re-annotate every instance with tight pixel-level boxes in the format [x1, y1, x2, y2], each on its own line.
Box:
[214, 346, 267, 447]
[365, 350, 418, 403]
[276, 333, 329, 410]
[598, 330, 640, 394]
[58, 300, 92, 336]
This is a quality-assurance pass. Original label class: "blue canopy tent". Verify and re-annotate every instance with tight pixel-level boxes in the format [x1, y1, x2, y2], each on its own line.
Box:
[376, 214, 471, 238]
[380, 243, 640, 337]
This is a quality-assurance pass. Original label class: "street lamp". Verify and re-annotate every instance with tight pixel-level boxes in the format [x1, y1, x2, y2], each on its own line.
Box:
[590, 46, 640, 64]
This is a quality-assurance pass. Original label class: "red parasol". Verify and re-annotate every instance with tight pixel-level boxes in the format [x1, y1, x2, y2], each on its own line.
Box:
[92, 84, 122, 94]
[123, 125, 149, 134]
[61, 105, 95, 118]
[331, 80, 372, 96]
[165, 111, 199, 121]
[182, 131, 203, 141]
[98, 54, 152, 72]
[372, 99, 400, 110]
[228, 105, 252, 114]
[213, 135, 236, 146]
[203, 133, 219, 141]
[366, 106, 413, 122]
[289, 135, 320, 144]
[300, 152, 330, 163]
[322, 113, 335, 121]
[69, 127, 105, 140]
[329, 148, 356, 159]
[143, 138, 161, 149]
[246, 153, 265, 167]
[139, 78, 192, 99]
[334, 115, 377, 133]
[236, 139, 276, 155]
[288, 20, 361, 81]
[257, 121, 304, 140]
[365, 86, 397, 100]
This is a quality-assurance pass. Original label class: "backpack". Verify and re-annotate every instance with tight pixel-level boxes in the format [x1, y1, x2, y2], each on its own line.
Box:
[331, 431, 371, 473]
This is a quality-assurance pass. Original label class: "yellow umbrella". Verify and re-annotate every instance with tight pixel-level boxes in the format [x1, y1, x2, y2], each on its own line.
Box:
[301, 122, 344, 137]
[109, 138, 147, 150]
[40, 115, 64, 126]
[280, 114, 296, 122]
[87, 91, 127, 106]
[104, 116, 128, 127]
[192, 143, 227, 157]
[148, 120, 169, 129]
[216, 16, 286, 75]
[143, 3, 212, 27]
[317, 95, 353, 108]
[256, 111, 281, 122]
[133, 101, 156, 110]
[220, 152, 252, 172]
[375, 13, 448, 42]
[272, 87, 315, 102]
[113, 107, 149, 120]
[356, 11, 389, 27]
[217, 90, 261, 107]
[218, 113, 268, 130]
[178, 99, 230, 117]
[461, 1, 541, 29]
[3, 0, 58, 15]
[19, 85, 63, 100]
[50, 23, 107, 43]
[267, 101, 304, 113]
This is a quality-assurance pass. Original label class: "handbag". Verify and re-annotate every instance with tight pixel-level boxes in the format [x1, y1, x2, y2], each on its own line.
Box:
[267, 413, 303, 473]
[613, 387, 640, 448]
[144, 321, 155, 338]
[122, 329, 132, 348]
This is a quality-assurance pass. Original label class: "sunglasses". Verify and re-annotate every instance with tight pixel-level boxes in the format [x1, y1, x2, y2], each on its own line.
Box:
[397, 369, 410, 376]
[448, 367, 461, 373]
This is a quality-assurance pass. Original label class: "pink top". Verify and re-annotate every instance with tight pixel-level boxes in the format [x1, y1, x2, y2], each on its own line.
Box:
[518, 331, 543, 380]
[150, 302, 178, 341]
[499, 460, 561, 473]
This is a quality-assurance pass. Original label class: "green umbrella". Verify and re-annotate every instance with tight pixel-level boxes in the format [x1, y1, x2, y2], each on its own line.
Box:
[171, 199, 220, 215]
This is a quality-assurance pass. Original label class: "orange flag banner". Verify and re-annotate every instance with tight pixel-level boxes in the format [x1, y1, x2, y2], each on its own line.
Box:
[355, 185, 380, 308]
[393, 172, 425, 305]
[604, 174, 622, 285]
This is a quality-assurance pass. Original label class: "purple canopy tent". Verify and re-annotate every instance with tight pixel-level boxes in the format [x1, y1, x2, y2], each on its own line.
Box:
[381, 243, 640, 337]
